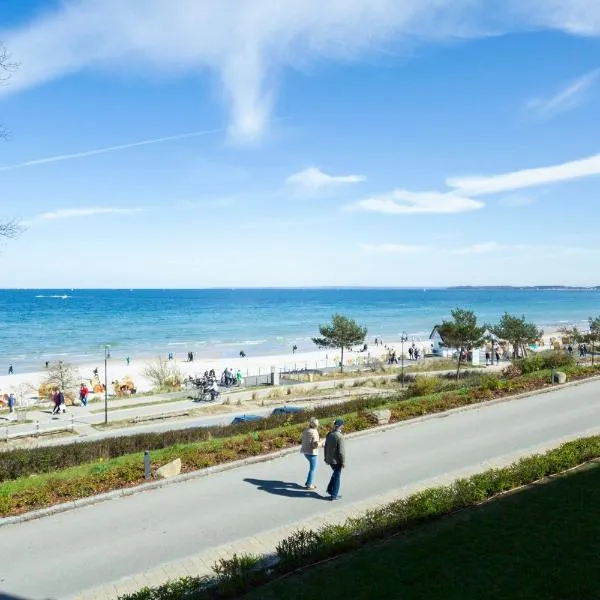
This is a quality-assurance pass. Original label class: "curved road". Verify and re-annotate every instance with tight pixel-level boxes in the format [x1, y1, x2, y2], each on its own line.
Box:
[2, 379, 600, 599]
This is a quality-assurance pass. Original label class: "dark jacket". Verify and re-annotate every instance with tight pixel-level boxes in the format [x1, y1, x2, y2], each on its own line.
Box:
[324, 430, 345, 466]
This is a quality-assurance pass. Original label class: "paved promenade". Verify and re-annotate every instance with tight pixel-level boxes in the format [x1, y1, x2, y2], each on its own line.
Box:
[1, 378, 599, 599]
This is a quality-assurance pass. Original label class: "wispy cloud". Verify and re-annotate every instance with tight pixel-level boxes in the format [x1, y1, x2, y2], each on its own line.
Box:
[287, 167, 365, 191]
[0, 128, 222, 172]
[34, 207, 143, 221]
[451, 242, 502, 255]
[497, 194, 537, 207]
[526, 69, 600, 117]
[360, 243, 430, 254]
[449, 242, 600, 258]
[447, 153, 600, 196]
[2, 1, 600, 142]
[349, 150, 600, 217]
[348, 190, 484, 215]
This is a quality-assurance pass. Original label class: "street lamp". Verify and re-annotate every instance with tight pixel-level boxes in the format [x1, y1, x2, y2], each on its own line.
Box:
[104, 345, 111, 425]
[400, 332, 408, 387]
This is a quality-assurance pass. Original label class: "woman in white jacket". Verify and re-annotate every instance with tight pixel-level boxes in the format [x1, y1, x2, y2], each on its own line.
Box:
[301, 417, 320, 489]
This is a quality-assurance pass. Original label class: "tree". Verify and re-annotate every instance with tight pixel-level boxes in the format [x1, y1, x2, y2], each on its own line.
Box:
[143, 357, 183, 390]
[0, 41, 17, 140]
[438, 308, 486, 379]
[492, 313, 543, 358]
[0, 41, 22, 239]
[587, 316, 600, 366]
[312, 314, 367, 373]
[41, 361, 81, 403]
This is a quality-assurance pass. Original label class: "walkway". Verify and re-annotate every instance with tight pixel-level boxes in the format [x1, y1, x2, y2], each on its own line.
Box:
[1, 378, 599, 599]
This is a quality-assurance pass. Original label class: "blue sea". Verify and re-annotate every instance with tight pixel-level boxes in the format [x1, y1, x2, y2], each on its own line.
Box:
[0, 288, 598, 370]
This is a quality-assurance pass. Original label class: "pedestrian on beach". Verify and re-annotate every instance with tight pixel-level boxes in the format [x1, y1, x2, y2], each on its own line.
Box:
[324, 418, 345, 501]
[126, 356, 130, 366]
[292, 344, 298, 354]
[45, 361, 49, 368]
[79, 383, 89, 407]
[239, 350, 246, 358]
[8, 365, 13, 375]
[495, 351, 500, 365]
[301, 417, 320, 489]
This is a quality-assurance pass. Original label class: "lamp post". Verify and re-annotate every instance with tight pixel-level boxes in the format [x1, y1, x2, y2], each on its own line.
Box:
[104, 345, 111, 425]
[400, 332, 408, 387]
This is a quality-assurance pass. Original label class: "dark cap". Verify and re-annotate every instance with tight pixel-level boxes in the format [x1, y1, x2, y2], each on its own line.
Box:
[334, 418, 344, 427]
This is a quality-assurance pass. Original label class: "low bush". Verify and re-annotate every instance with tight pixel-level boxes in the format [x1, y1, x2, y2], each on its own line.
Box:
[515, 350, 574, 374]
[119, 435, 600, 599]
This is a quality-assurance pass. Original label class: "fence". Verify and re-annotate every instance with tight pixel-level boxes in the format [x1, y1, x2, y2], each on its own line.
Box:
[2, 414, 75, 442]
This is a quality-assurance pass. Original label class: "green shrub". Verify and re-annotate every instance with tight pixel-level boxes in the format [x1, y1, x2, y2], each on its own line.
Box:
[515, 350, 574, 374]
[406, 375, 441, 397]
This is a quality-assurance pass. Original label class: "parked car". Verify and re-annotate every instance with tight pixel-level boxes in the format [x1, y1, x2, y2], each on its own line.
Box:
[271, 405, 306, 416]
[231, 414, 263, 425]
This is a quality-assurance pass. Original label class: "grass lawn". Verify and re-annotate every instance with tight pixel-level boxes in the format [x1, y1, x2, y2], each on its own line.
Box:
[246, 463, 600, 600]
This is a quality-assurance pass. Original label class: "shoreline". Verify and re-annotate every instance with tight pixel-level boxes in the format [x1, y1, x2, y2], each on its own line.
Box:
[0, 329, 569, 397]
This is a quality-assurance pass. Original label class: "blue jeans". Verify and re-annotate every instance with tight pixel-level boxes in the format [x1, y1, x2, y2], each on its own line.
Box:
[304, 454, 318, 487]
[326, 464, 343, 498]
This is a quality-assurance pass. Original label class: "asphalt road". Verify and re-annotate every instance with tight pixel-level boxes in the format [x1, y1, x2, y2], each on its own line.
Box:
[2, 379, 600, 599]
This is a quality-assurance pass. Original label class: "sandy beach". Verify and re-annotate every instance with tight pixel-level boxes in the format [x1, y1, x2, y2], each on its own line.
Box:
[0, 329, 568, 401]
[0, 337, 437, 399]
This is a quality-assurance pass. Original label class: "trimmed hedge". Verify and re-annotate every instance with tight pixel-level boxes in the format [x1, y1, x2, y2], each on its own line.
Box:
[118, 435, 600, 599]
[0, 395, 390, 482]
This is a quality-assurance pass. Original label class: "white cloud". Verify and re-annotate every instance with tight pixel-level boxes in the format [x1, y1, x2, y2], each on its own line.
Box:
[287, 167, 365, 191]
[497, 194, 537, 207]
[450, 242, 600, 257]
[35, 207, 143, 221]
[360, 243, 430, 254]
[2, 1, 600, 142]
[0, 128, 223, 172]
[349, 190, 484, 215]
[447, 153, 600, 196]
[451, 242, 502, 255]
[526, 69, 600, 117]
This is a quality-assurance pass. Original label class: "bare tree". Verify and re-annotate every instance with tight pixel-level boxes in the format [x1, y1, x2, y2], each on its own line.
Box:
[0, 41, 17, 140]
[0, 41, 23, 239]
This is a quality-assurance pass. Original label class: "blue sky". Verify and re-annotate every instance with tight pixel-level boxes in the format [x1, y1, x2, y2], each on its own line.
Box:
[0, 0, 599, 287]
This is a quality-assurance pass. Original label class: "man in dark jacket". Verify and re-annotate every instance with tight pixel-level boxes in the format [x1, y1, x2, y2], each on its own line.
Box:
[324, 418, 345, 501]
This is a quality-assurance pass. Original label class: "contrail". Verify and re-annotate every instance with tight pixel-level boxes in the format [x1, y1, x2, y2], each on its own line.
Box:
[0, 127, 225, 171]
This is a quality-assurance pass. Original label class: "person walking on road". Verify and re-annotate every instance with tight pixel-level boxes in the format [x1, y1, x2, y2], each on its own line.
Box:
[324, 418, 345, 501]
[301, 417, 320, 489]
[79, 383, 89, 407]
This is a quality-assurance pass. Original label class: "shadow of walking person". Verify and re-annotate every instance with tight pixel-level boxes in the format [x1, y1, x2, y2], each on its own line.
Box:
[244, 478, 325, 500]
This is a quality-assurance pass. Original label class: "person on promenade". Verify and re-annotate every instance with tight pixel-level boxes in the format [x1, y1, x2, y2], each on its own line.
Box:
[51, 388, 61, 415]
[79, 383, 89, 407]
[301, 417, 320, 490]
[236, 369, 243, 385]
[7, 392, 16, 414]
[324, 418, 345, 501]
[495, 351, 500, 365]
[408, 346, 414, 360]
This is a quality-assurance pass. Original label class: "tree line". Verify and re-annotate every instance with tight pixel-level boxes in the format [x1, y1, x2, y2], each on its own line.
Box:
[313, 310, 600, 378]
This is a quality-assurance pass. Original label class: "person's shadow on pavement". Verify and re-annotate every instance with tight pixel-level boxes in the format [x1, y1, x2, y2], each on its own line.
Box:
[244, 478, 326, 500]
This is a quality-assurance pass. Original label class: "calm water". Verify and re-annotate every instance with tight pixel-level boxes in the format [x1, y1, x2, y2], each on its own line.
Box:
[0, 288, 598, 370]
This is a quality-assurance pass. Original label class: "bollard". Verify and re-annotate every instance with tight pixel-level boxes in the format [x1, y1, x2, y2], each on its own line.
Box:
[144, 451, 151, 480]
[36, 421, 40, 437]
[71, 414, 74, 432]
[5, 426, 8, 442]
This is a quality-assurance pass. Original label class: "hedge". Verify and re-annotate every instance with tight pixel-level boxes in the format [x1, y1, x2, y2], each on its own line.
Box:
[118, 435, 600, 599]
[0, 395, 390, 481]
